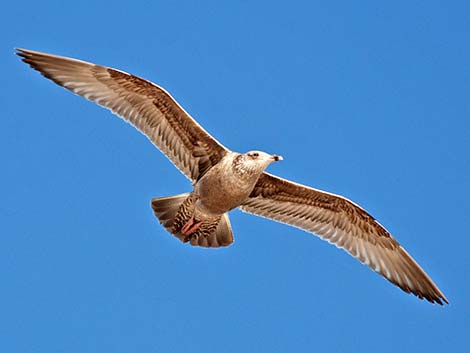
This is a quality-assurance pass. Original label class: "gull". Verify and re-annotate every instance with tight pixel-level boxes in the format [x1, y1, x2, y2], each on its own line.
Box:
[16, 48, 448, 305]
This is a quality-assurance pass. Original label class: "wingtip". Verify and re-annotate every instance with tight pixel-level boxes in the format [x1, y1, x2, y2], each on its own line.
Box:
[425, 292, 449, 306]
[15, 48, 31, 61]
[416, 286, 449, 306]
[439, 295, 449, 306]
[15, 48, 49, 60]
[15, 47, 27, 55]
[432, 285, 449, 306]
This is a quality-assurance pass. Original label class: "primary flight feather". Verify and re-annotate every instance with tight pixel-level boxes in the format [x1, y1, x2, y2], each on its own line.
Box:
[17, 48, 448, 305]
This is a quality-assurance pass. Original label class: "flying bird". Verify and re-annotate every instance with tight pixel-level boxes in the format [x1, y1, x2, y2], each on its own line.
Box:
[17, 48, 448, 305]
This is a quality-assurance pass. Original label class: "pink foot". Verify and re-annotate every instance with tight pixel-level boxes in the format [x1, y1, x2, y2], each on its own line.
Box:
[181, 216, 203, 235]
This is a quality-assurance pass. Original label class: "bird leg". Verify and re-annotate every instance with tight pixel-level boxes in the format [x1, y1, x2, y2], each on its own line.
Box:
[181, 215, 203, 235]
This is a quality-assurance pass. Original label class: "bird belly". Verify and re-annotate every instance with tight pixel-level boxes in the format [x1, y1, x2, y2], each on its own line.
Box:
[194, 171, 255, 215]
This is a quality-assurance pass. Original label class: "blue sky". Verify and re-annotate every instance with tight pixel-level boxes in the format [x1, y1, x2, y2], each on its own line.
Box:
[1, 1, 469, 352]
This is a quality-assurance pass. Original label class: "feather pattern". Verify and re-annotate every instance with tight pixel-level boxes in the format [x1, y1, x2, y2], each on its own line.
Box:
[16, 48, 227, 181]
[241, 172, 448, 304]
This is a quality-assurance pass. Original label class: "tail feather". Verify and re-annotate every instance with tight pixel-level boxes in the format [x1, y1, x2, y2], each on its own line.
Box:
[190, 213, 234, 247]
[151, 193, 189, 231]
[151, 194, 234, 248]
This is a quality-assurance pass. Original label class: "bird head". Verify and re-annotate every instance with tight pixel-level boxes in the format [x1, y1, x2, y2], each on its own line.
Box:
[237, 150, 283, 174]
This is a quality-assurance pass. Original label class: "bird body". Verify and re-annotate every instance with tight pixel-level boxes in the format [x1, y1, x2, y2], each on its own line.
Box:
[17, 48, 448, 305]
[194, 151, 281, 215]
[153, 151, 281, 246]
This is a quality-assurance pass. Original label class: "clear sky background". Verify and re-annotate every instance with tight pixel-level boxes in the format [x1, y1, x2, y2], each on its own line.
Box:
[1, 1, 469, 352]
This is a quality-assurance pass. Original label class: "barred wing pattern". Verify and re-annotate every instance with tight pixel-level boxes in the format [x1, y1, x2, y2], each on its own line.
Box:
[241, 173, 448, 304]
[17, 48, 227, 182]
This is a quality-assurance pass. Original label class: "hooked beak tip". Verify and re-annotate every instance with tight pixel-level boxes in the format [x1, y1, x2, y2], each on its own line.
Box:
[272, 155, 283, 162]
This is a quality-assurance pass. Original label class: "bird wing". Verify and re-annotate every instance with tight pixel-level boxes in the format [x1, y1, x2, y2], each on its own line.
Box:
[240, 172, 447, 304]
[17, 48, 228, 182]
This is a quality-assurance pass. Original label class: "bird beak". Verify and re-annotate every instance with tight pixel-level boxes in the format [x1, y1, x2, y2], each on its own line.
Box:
[271, 155, 283, 162]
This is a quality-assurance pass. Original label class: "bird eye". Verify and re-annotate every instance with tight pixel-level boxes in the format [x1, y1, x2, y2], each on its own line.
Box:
[251, 152, 259, 158]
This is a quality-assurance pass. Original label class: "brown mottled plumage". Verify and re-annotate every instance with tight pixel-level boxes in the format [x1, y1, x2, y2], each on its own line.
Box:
[17, 48, 447, 305]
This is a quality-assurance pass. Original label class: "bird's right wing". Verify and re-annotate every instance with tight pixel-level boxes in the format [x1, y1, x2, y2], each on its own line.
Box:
[17, 48, 228, 182]
[240, 172, 447, 304]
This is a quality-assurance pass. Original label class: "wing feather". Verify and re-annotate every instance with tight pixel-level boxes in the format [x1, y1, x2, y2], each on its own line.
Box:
[240, 172, 448, 304]
[17, 48, 227, 181]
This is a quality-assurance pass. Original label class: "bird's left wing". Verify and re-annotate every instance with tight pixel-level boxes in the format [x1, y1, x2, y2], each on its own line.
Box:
[240, 172, 448, 305]
[17, 48, 228, 182]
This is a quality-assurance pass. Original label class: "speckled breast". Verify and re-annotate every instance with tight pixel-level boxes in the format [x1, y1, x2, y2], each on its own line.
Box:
[194, 157, 258, 215]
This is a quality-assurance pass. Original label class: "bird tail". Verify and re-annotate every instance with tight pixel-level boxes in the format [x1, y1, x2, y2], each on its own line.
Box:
[150, 193, 234, 248]
[151, 193, 190, 231]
